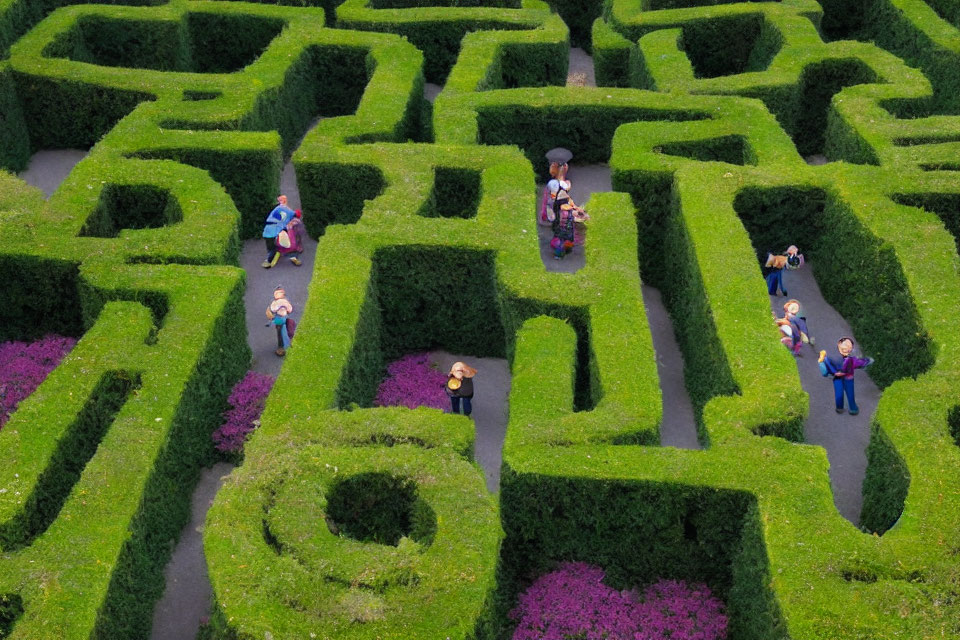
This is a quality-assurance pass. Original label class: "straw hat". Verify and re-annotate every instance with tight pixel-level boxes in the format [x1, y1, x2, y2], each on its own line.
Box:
[450, 362, 477, 379]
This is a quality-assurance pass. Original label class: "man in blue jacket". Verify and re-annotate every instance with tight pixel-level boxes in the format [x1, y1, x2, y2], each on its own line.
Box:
[262, 195, 295, 268]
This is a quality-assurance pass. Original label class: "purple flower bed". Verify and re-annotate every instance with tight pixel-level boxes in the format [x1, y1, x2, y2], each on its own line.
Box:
[0, 334, 75, 430]
[212, 371, 275, 453]
[374, 352, 448, 410]
[510, 562, 727, 640]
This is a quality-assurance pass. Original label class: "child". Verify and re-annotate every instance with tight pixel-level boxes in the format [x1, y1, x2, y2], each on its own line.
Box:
[265, 286, 293, 356]
[776, 316, 803, 356]
[445, 361, 477, 416]
[783, 299, 815, 349]
[764, 245, 804, 296]
[540, 162, 568, 226]
[818, 337, 873, 415]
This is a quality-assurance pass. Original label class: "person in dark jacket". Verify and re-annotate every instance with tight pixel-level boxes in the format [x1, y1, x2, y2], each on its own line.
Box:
[818, 337, 873, 415]
[445, 361, 477, 416]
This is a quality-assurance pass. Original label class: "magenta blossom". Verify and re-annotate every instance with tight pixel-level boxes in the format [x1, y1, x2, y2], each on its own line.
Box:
[374, 352, 448, 410]
[212, 371, 275, 453]
[510, 562, 727, 640]
[0, 334, 75, 429]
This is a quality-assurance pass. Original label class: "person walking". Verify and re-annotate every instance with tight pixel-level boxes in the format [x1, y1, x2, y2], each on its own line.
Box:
[818, 337, 874, 415]
[277, 209, 306, 266]
[262, 195, 295, 268]
[764, 245, 803, 296]
[445, 361, 477, 416]
[266, 286, 294, 356]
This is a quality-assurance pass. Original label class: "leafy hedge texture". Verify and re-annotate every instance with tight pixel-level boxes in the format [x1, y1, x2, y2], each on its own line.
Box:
[1, 0, 960, 639]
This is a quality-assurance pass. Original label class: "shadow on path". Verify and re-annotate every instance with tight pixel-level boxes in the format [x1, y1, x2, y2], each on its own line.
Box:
[430, 350, 510, 492]
[770, 263, 880, 525]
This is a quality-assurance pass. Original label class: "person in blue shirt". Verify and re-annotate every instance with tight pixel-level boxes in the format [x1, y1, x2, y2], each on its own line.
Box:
[262, 195, 295, 268]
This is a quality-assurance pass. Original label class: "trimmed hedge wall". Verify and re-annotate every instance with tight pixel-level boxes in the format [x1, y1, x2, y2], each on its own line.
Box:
[336, 0, 556, 83]
[5, 0, 960, 638]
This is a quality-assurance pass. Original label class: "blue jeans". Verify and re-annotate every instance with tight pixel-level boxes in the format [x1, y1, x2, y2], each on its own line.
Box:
[451, 396, 472, 416]
[833, 377, 858, 413]
[275, 322, 290, 348]
[766, 269, 786, 295]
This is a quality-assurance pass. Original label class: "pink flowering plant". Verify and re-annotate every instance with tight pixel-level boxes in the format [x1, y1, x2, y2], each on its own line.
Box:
[0, 334, 75, 429]
[212, 371, 275, 454]
[510, 562, 727, 640]
[375, 352, 448, 410]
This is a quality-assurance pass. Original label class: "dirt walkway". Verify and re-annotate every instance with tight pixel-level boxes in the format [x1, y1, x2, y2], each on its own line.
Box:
[155, 153, 317, 638]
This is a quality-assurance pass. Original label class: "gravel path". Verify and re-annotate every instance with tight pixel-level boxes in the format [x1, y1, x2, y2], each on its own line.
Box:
[241, 157, 318, 378]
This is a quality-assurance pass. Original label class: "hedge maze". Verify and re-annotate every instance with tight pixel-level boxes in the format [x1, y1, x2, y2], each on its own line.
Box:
[2, 0, 960, 638]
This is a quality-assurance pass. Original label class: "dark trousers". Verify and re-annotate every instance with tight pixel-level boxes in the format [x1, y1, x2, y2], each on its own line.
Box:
[264, 237, 277, 261]
[766, 269, 786, 295]
[451, 396, 472, 416]
[833, 377, 858, 413]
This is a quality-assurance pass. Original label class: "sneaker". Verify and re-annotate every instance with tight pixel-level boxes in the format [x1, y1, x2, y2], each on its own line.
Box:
[849, 409, 859, 416]
[835, 407, 844, 414]
[270, 252, 281, 267]
[290, 257, 302, 266]
[261, 260, 272, 268]
[275, 348, 286, 357]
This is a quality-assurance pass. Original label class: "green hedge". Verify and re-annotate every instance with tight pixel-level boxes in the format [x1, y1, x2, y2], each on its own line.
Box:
[336, 0, 555, 82]
[5, 1, 960, 638]
[7, 2, 425, 237]
[0, 65, 28, 171]
[205, 440, 500, 639]
[0, 260, 249, 639]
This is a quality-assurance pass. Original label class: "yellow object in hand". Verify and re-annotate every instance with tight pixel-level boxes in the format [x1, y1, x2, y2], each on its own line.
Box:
[818, 350, 826, 363]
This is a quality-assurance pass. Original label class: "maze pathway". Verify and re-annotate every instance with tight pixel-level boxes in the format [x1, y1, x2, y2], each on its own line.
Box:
[18, 149, 88, 198]
[429, 350, 510, 492]
[149, 463, 232, 640]
[4, 0, 960, 637]
[771, 263, 881, 525]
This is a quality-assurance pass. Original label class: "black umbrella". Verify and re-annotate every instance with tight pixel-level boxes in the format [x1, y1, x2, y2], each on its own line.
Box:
[545, 147, 573, 164]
